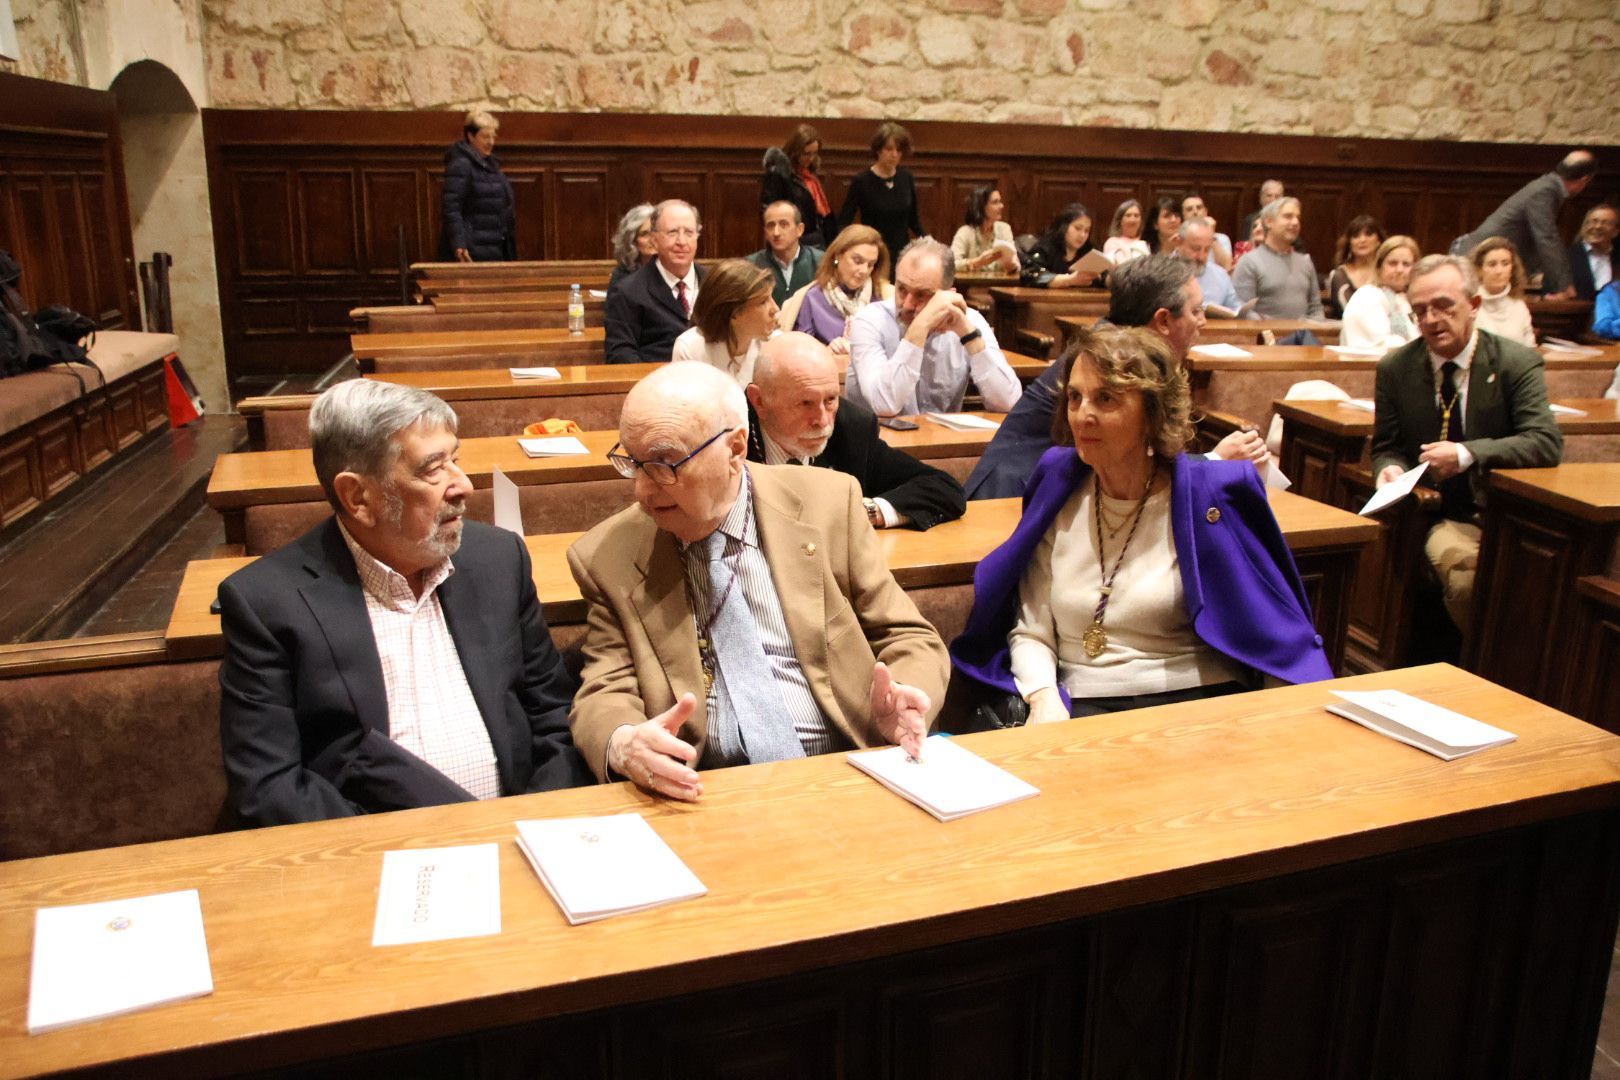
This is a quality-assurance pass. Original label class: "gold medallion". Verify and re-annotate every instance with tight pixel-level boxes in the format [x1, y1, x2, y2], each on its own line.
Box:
[1083, 620, 1108, 658]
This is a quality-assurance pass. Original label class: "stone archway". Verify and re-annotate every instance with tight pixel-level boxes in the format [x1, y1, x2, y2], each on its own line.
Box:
[109, 58, 227, 411]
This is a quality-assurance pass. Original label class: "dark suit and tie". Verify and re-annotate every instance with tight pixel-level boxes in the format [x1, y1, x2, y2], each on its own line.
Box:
[218, 519, 591, 826]
[745, 396, 965, 530]
[603, 259, 709, 364]
[1568, 240, 1619, 301]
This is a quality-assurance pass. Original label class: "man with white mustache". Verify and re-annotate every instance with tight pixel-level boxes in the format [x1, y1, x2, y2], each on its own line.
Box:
[745, 332, 965, 531]
[217, 380, 591, 826]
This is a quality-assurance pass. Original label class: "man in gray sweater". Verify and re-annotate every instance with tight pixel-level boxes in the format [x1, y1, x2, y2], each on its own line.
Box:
[1233, 197, 1322, 320]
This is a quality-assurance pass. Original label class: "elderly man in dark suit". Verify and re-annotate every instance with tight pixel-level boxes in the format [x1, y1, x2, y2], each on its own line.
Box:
[603, 199, 709, 363]
[1373, 254, 1563, 632]
[217, 380, 591, 826]
[745, 331, 964, 530]
[1568, 203, 1618, 301]
[1451, 150, 1597, 300]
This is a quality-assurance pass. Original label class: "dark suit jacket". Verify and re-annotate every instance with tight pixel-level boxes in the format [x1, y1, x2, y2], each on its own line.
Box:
[603, 259, 708, 364]
[1453, 173, 1571, 293]
[217, 519, 591, 827]
[746, 397, 965, 530]
[747, 245, 822, 307]
[1370, 330, 1563, 512]
[963, 359, 1061, 500]
[1568, 240, 1619, 301]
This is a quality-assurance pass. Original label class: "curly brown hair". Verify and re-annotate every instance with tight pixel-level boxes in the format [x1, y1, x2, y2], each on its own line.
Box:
[1049, 326, 1195, 458]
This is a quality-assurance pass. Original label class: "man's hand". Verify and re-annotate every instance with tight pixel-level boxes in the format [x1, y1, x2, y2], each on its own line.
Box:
[1025, 687, 1068, 726]
[455, 247, 473, 263]
[1546, 286, 1577, 301]
[1212, 428, 1269, 466]
[608, 694, 702, 801]
[827, 335, 850, 356]
[1419, 440, 1467, 480]
[907, 290, 971, 344]
[1376, 464, 1406, 488]
[870, 661, 929, 758]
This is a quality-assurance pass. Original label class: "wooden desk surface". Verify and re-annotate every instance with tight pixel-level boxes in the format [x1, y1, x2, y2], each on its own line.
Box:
[1055, 316, 1345, 345]
[1491, 463, 1620, 523]
[1276, 397, 1620, 436]
[366, 363, 665, 400]
[351, 327, 606, 360]
[1, 664, 1614, 1079]
[989, 286, 1110, 305]
[1182, 344, 1620, 372]
[168, 491, 1373, 659]
[206, 413, 1004, 510]
[432, 293, 608, 314]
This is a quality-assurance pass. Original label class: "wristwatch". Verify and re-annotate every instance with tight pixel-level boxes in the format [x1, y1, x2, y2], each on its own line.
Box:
[959, 328, 983, 345]
[863, 498, 883, 527]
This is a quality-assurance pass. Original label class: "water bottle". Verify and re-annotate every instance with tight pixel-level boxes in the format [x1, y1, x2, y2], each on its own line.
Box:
[567, 283, 585, 335]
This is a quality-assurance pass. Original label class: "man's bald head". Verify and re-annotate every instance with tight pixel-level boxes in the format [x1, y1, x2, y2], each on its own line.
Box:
[622, 362, 746, 447]
[1556, 149, 1598, 194]
[747, 332, 842, 461]
[619, 362, 749, 543]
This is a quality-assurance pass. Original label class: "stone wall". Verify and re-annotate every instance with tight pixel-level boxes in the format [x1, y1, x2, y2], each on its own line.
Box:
[9, 0, 1619, 143]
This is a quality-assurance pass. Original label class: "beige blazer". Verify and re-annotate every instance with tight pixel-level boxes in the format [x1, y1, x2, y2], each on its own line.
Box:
[566, 465, 950, 779]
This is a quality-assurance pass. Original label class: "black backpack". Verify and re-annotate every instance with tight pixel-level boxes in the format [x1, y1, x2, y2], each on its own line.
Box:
[0, 249, 100, 385]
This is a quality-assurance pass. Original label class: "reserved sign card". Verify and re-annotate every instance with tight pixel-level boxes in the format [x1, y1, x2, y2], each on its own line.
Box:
[372, 844, 502, 947]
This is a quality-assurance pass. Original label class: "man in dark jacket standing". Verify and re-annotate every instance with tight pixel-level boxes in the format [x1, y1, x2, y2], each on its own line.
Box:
[745, 332, 965, 531]
[439, 107, 516, 263]
[1450, 150, 1596, 300]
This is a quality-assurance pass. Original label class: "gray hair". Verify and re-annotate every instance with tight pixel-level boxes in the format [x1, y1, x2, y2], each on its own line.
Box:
[652, 198, 702, 233]
[1178, 215, 1215, 240]
[1108, 253, 1195, 328]
[897, 236, 955, 287]
[1260, 197, 1300, 226]
[309, 380, 458, 512]
[612, 203, 655, 272]
[1410, 253, 1480, 297]
[462, 107, 498, 134]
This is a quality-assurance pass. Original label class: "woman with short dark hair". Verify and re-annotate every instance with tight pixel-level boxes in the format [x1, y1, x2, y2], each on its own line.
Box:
[1324, 215, 1387, 318]
[438, 107, 516, 263]
[1020, 204, 1102, 290]
[1145, 196, 1182, 255]
[951, 186, 1019, 274]
[838, 121, 924, 266]
[760, 124, 837, 248]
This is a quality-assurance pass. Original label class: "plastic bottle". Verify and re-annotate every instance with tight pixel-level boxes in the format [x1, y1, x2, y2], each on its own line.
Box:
[567, 284, 585, 335]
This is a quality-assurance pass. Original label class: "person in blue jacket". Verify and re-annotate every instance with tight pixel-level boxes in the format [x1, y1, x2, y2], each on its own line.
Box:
[439, 107, 515, 263]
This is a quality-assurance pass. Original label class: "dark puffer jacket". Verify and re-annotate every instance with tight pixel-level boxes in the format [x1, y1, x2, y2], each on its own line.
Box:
[439, 140, 516, 262]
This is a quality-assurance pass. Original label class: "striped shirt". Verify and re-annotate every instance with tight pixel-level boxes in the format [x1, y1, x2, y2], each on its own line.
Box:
[337, 521, 501, 800]
[678, 469, 837, 760]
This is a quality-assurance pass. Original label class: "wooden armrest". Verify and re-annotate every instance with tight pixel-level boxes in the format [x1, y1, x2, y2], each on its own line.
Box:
[0, 632, 170, 679]
[1576, 575, 1620, 612]
[1014, 328, 1055, 357]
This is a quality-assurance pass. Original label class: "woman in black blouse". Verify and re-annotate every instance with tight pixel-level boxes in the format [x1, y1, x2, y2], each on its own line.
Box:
[1020, 204, 1102, 289]
[839, 121, 924, 263]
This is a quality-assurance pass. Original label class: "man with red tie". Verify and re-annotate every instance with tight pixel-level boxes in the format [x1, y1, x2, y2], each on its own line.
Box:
[604, 199, 710, 364]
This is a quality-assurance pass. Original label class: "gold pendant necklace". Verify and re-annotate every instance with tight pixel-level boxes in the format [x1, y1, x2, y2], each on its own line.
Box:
[1085, 470, 1155, 659]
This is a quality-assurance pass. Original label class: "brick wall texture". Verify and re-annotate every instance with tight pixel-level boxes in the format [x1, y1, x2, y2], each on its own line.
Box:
[7, 0, 1619, 141]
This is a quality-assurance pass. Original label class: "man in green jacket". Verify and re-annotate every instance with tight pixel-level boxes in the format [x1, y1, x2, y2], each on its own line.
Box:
[1372, 253, 1563, 632]
[747, 201, 823, 307]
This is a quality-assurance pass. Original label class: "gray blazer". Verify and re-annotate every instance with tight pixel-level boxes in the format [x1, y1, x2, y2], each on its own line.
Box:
[1452, 173, 1571, 293]
[1371, 330, 1563, 511]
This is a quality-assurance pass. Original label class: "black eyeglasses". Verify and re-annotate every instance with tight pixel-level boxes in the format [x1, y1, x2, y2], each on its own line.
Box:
[607, 428, 734, 485]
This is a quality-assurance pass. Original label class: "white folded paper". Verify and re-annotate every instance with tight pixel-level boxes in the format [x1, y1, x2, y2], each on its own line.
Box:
[517, 436, 590, 457]
[1342, 398, 1377, 412]
[491, 465, 523, 536]
[1326, 689, 1516, 760]
[848, 735, 1039, 821]
[515, 814, 707, 924]
[587, 289, 608, 300]
[1541, 337, 1601, 356]
[923, 412, 1001, 431]
[508, 367, 561, 379]
[1358, 461, 1428, 516]
[28, 889, 213, 1034]
[1188, 343, 1253, 359]
[1072, 248, 1114, 275]
[372, 844, 502, 947]
[1203, 297, 1258, 319]
[1325, 344, 1387, 359]
[1549, 403, 1588, 416]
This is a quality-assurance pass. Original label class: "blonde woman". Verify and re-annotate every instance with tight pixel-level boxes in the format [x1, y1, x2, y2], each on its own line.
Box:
[1470, 236, 1536, 347]
[1341, 235, 1421, 350]
[782, 224, 894, 356]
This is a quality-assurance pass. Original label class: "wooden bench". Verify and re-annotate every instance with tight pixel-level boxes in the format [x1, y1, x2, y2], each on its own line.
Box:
[989, 286, 1110, 356]
[210, 415, 1003, 548]
[0, 331, 176, 532]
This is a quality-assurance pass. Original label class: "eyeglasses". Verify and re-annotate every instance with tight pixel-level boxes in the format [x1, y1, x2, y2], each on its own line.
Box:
[659, 227, 702, 241]
[607, 428, 734, 485]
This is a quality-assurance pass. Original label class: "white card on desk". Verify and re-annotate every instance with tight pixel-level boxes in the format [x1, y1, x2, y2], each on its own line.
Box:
[515, 814, 706, 925]
[491, 465, 522, 536]
[508, 366, 561, 379]
[1325, 344, 1386, 359]
[1342, 398, 1376, 411]
[923, 412, 1000, 431]
[1188, 343, 1253, 359]
[28, 888, 213, 1035]
[372, 844, 502, 947]
[1357, 461, 1427, 516]
[1549, 403, 1588, 416]
[848, 735, 1039, 821]
[1326, 689, 1516, 760]
[517, 436, 589, 457]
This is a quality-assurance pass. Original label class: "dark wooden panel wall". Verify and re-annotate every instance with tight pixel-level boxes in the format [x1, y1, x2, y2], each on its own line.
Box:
[0, 72, 140, 331]
[202, 108, 1620, 382]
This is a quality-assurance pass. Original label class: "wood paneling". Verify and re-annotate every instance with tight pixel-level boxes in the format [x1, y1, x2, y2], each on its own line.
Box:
[203, 108, 1620, 382]
[0, 72, 140, 332]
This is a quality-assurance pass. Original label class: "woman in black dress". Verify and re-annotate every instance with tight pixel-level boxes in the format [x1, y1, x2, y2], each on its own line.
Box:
[838, 121, 924, 263]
